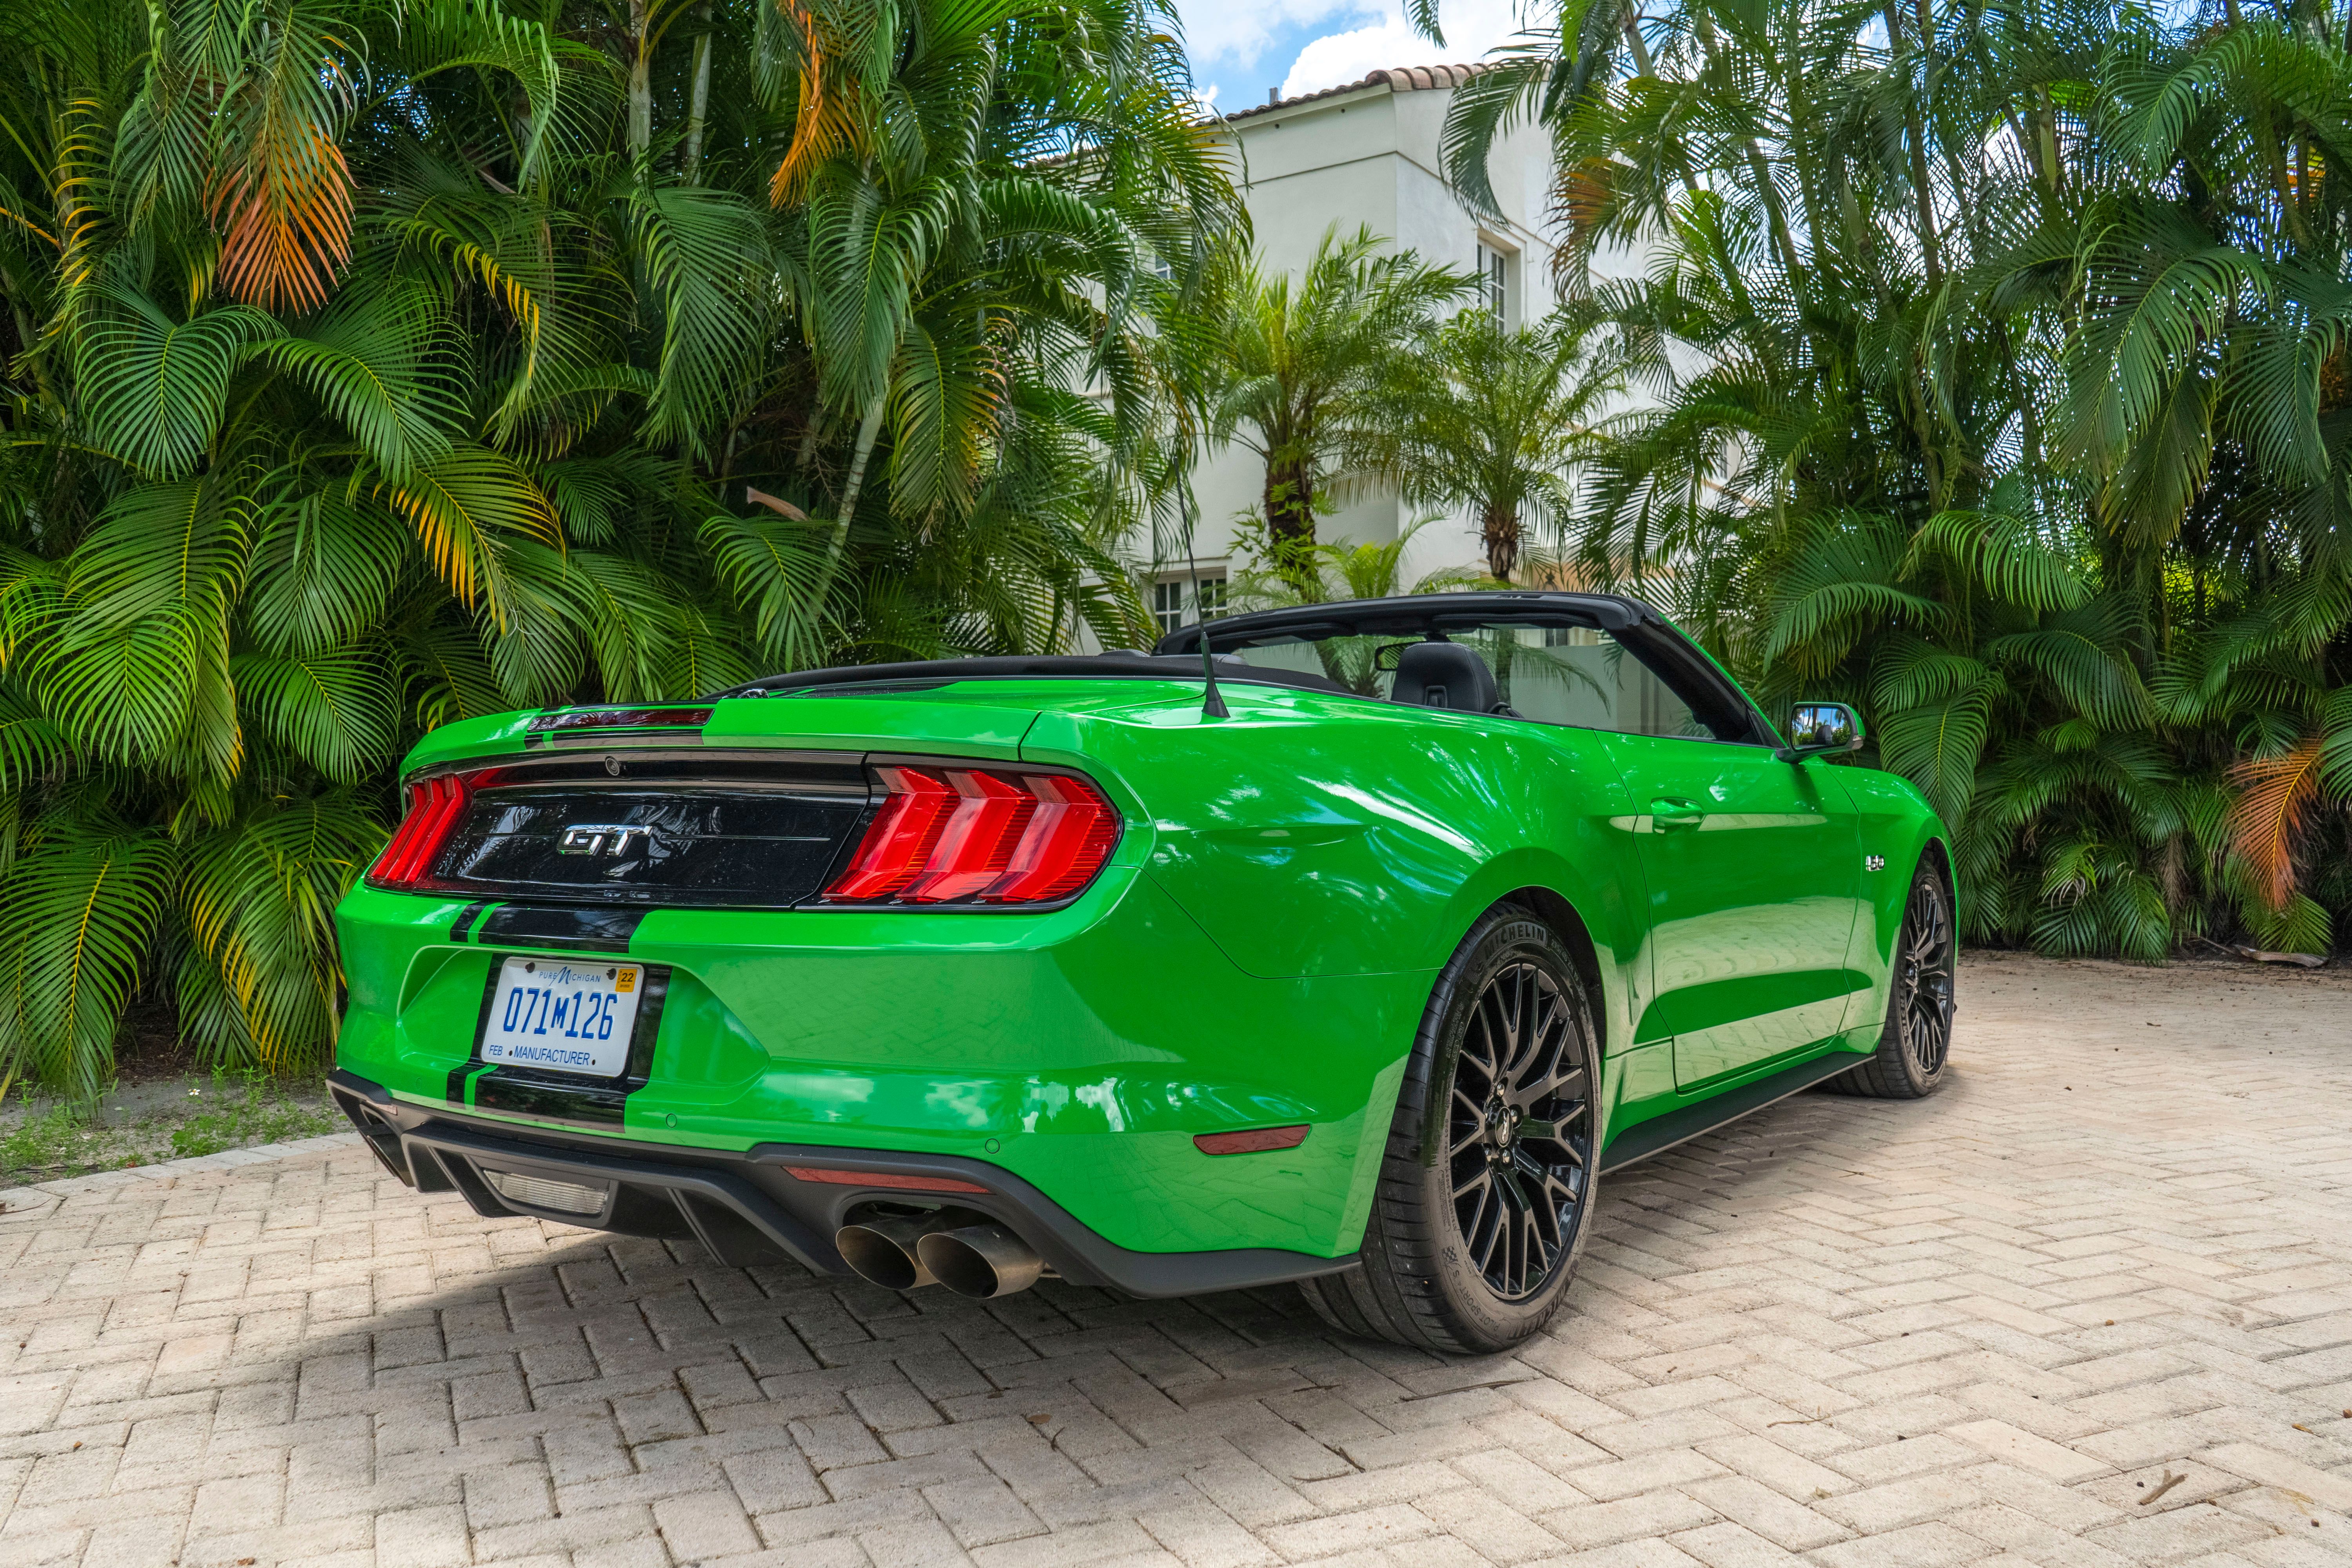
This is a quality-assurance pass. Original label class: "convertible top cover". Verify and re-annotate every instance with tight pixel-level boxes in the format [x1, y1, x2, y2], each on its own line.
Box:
[709, 591, 1664, 701]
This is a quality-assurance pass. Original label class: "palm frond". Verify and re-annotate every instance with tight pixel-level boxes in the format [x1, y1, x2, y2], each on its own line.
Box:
[179, 794, 382, 1069]
[74, 285, 280, 477]
[2225, 736, 2325, 912]
[0, 815, 173, 1100]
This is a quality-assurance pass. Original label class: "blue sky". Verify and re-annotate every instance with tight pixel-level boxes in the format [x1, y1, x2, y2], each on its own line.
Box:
[1174, 0, 1528, 116]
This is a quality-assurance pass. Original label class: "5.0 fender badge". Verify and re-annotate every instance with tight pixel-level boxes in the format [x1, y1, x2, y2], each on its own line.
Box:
[1865, 854, 1886, 871]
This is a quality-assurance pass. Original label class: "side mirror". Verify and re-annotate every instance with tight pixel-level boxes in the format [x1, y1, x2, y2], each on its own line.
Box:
[1777, 701, 1864, 762]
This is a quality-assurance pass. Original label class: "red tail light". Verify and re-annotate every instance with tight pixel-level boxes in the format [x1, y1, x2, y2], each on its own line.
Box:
[366, 772, 478, 889]
[825, 764, 1118, 906]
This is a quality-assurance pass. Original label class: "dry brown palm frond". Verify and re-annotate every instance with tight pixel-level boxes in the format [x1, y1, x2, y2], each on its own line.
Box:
[2226, 737, 2325, 911]
[769, 0, 862, 207]
[1555, 157, 1617, 250]
[212, 127, 353, 314]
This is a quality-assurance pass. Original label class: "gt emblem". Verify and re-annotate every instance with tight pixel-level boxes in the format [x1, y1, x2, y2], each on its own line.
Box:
[1865, 854, 1886, 872]
[559, 824, 651, 857]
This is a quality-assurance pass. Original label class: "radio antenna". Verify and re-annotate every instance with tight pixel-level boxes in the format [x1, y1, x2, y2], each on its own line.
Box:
[1199, 628, 1229, 720]
[1176, 470, 1227, 721]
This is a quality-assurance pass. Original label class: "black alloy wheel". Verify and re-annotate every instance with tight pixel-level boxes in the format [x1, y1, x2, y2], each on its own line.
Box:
[1298, 908, 1601, 1353]
[1447, 959, 1592, 1301]
[1824, 858, 1957, 1099]
[1898, 874, 1956, 1075]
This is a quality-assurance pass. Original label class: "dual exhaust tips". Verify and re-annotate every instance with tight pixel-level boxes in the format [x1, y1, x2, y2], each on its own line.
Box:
[835, 1210, 1045, 1299]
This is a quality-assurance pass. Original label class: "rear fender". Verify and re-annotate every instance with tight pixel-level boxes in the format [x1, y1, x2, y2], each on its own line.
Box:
[1436, 847, 1646, 1062]
[1022, 699, 1644, 1008]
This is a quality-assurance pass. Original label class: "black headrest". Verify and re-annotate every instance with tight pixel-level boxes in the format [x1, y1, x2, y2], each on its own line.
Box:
[1392, 640, 1499, 713]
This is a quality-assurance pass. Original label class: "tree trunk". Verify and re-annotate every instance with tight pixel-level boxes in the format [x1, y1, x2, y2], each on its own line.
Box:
[1263, 456, 1318, 590]
[628, 0, 653, 162]
[683, 5, 713, 183]
[1882, 0, 1945, 292]
[2030, 89, 2063, 196]
[1692, 19, 1807, 290]
[834, 396, 887, 532]
[1482, 503, 1519, 583]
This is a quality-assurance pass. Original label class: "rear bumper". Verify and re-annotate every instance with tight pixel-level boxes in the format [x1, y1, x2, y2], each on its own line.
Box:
[332, 869, 1428, 1259]
[332, 1069, 1358, 1298]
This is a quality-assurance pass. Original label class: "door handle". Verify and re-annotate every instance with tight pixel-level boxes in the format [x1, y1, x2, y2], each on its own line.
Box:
[1650, 798, 1705, 829]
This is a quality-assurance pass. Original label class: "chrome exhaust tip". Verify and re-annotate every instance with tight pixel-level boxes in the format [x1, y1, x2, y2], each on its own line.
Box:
[835, 1212, 964, 1290]
[915, 1224, 1045, 1299]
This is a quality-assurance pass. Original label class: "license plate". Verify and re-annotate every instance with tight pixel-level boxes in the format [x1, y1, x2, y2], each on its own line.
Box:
[479, 957, 645, 1078]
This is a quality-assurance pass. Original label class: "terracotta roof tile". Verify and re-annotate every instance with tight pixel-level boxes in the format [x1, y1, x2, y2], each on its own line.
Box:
[1215, 63, 1493, 125]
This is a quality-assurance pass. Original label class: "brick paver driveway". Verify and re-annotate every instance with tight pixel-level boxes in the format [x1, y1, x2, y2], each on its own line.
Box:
[5, 953, 2351, 1568]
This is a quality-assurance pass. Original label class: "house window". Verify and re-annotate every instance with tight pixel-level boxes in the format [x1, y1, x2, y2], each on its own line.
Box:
[1152, 574, 1228, 635]
[1475, 240, 1512, 325]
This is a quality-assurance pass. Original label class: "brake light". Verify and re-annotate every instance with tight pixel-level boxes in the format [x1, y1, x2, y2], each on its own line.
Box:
[980, 773, 1118, 903]
[902, 770, 1035, 902]
[526, 706, 711, 734]
[825, 765, 1117, 906]
[366, 772, 477, 889]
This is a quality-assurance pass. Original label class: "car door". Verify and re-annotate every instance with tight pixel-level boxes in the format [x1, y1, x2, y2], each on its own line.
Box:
[1505, 624, 1864, 1091]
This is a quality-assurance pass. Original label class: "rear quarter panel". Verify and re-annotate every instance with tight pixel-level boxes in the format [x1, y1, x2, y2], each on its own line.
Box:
[1022, 685, 1651, 1060]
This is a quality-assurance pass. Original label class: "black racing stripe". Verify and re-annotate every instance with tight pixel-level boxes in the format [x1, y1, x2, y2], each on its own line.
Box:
[471, 904, 648, 953]
[449, 901, 492, 943]
[445, 1061, 494, 1105]
[449, 960, 508, 1102]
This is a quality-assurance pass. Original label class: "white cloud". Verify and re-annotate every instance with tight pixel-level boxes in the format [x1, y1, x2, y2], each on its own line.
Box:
[1179, 0, 1377, 71]
[1278, 20, 1445, 97]
[1275, 0, 1529, 99]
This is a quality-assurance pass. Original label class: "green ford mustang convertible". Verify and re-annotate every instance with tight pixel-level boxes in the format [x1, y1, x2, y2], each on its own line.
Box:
[332, 590, 1956, 1352]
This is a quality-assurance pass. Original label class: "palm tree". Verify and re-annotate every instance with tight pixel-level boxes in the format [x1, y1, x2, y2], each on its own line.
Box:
[1423, 0, 2352, 958]
[1357, 310, 1627, 581]
[1207, 227, 1475, 584]
[0, 0, 1236, 1098]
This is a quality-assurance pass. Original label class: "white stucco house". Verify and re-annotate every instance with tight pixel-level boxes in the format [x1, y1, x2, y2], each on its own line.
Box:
[1147, 64, 1570, 637]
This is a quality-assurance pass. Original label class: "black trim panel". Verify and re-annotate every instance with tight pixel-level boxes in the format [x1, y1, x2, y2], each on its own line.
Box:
[330, 1069, 1359, 1297]
[472, 904, 648, 952]
[1599, 1049, 1863, 1173]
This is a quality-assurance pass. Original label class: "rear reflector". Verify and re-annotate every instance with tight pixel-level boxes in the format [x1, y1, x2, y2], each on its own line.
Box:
[366, 771, 484, 890]
[824, 764, 1117, 906]
[784, 1166, 990, 1194]
[1193, 1125, 1310, 1156]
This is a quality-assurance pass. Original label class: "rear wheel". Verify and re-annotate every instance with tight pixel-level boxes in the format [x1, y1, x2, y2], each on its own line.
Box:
[1823, 860, 1956, 1098]
[1299, 909, 1599, 1353]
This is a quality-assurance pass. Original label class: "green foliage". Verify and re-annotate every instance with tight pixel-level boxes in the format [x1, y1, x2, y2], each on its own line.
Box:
[1355, 310, 1629, 581]
[0, 0, 1234, 1096]
[0, 1069, 340, 1185]
[1202, 228, 1478, 582]
[166, 1069, 340, 1158]
[1436, 0, 2352, 960]
[0, 817, 174, 1103]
